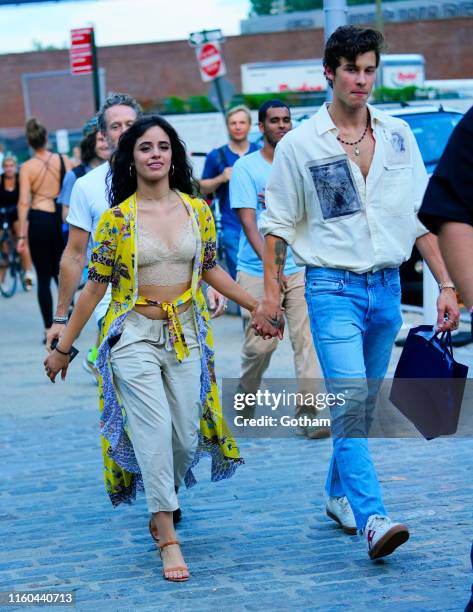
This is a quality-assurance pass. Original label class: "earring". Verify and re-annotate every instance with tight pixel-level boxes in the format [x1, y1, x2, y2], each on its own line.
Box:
[129, 164, 135, 177]
[170, 163, 175, 176]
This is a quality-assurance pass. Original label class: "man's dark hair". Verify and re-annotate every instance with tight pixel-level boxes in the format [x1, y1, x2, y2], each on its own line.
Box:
[258, 99, 290, 123]
[323, 26, 384, 84]
[97, 92, 143, 133]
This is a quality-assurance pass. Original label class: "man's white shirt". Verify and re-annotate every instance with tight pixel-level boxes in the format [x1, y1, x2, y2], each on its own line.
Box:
[259, 103, 429, 274]
[66, 162, 112, 323]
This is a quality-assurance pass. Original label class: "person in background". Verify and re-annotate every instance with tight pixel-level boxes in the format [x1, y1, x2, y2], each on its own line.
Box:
[0, 154, 34, 289]
[230, 99, 328, 441]
[57, 115, 111, 380]
[58, 116, 110, 220]
[418, 104, 473, 612]
[199, 105, 259, 282]
[17, 118, 72, 342]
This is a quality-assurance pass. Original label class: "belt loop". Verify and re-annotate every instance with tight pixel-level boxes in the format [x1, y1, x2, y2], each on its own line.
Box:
[344, 270, 349, 285]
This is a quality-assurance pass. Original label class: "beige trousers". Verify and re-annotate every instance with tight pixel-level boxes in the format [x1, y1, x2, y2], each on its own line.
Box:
[237, 270, 321, 401]
[110, 308, 201, 513]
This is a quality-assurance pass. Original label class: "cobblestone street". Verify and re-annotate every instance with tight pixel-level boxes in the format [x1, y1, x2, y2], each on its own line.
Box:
[1, 289, 472, 611]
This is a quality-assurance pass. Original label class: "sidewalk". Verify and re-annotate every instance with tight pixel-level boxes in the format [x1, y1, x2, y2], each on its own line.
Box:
[1, 289, 472, 611]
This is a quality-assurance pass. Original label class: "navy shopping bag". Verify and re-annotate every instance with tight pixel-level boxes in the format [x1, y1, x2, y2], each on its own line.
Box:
[389, 325, 468, 439]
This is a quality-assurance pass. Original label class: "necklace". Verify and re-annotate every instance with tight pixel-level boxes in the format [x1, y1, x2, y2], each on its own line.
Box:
[336, 113, 370, 157]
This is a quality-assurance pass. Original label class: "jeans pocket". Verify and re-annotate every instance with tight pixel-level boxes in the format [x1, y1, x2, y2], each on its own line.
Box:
[385, 278, 402, 297]
[308, 278, 345, 295]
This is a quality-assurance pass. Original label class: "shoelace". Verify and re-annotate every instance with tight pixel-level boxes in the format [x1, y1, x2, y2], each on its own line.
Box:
[367, 515, 389, 532]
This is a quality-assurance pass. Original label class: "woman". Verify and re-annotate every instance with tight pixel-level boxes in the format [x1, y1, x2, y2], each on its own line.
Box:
[0, 154, 34, 289]
[17, 118, 72, 341]
[44, 115, 259, 582]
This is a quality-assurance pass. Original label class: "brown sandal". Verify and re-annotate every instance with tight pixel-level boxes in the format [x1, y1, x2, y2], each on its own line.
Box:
[159, 540, 190, 582]
[148, 519, 159, 543]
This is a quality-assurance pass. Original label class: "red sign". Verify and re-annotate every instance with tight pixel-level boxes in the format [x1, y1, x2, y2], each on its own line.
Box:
[196, 42, 226, 82]
[70, 27, 94, 75]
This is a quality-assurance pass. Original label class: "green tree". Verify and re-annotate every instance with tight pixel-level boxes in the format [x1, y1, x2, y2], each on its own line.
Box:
[285, 0, 322, 11]
[249, 0, 276, 16]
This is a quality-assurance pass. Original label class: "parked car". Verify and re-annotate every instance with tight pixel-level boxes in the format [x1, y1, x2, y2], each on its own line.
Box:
[389, 105, 463, 305]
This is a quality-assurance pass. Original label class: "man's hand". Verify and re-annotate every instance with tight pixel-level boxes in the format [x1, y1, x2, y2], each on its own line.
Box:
[251, 299, 284, 340]
[44, 350, 70, 383]
[221, 167, 232, 183]
[46, 323, 66, 352]
[206, 286, 227, 318]
[436, 288, 460, 332]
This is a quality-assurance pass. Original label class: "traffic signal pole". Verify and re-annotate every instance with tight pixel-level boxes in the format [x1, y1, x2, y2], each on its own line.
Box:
[90, 28, 101, 112]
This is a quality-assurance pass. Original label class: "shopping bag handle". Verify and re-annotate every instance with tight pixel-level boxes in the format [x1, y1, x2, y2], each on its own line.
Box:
[429, 330, 453, 358]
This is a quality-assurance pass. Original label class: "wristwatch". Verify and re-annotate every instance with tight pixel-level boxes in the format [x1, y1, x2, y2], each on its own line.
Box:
[438, 282, 456, 292]
[53, 316, 69, 324]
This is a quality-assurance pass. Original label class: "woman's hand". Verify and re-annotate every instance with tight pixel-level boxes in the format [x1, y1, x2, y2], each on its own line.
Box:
[44, 350, 71, 383]
[206, 286, 227, 318]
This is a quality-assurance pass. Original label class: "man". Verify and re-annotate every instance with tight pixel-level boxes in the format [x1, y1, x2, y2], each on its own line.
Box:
[47, 93, 142, 369]
[230, 99, 328, 440]
[418, 105, 473, 611]
[254, 26, 459, 559]
[200, 105, 259, 281]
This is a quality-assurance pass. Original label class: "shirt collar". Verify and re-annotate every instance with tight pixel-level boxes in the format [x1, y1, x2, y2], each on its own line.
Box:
[313, 102, 390, 136]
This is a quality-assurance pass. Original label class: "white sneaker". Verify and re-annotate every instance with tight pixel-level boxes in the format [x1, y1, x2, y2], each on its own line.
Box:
[365, 514, 409, 560]
[326, 496, 357, 535]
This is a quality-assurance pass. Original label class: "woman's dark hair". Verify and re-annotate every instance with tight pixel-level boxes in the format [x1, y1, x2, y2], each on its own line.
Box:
[108, 114, 198, 207]
[80, 130, 99, 165]
[323, 26, 384, 85]
[25, 117, 47, 150]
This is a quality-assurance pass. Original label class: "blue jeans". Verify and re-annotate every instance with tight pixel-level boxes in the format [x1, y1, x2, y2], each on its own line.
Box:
[305, 267, 402, 531]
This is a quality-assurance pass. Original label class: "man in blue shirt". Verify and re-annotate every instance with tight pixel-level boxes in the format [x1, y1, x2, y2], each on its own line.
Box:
[200, 105, 259, 280]
[230, 99, 329, 441]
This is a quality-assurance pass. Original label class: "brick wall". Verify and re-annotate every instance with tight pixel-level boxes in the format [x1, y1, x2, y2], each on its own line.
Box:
[1, 17, 472, 131]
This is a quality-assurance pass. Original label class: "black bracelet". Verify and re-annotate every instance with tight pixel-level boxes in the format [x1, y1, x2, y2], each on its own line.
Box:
[55, 345, 71, 356]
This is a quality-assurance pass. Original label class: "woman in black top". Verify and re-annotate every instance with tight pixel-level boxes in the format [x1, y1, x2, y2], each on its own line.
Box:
[0, 154, 34, 289]
[17, 118, 72, 340]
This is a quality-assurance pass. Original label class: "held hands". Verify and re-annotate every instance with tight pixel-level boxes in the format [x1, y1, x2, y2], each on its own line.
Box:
[251, 299, 285, 340]
[436, 288, 461, 332]
[46, 324, 65, 352]
[44, 350, 70, 383]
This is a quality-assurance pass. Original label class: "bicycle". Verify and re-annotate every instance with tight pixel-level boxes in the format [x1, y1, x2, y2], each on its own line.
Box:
[0, 206, 27, 298]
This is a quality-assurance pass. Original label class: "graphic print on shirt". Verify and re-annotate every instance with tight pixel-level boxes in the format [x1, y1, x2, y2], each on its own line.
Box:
[383, 126, 411, 167]
[306, 154, 362, 222]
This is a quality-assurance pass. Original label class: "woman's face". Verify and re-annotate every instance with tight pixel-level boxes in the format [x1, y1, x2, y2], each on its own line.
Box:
[3, 159, 17, 178]
[133, 125, 172, 183]
[95, 132, 111, 162]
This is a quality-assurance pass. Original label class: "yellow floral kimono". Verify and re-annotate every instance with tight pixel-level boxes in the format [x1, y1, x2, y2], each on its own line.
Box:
[88, 191, 243, 507]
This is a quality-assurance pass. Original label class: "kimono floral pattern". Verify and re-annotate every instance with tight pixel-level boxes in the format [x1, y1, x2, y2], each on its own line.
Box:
[88, 192, 243, 507]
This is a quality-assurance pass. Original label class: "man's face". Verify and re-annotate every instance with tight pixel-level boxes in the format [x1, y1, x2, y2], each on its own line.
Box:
[103, 104, 137, 150]
[326, 51, 377, 109]
[227, 111, 251, 143]
[259, 106, 292, 147]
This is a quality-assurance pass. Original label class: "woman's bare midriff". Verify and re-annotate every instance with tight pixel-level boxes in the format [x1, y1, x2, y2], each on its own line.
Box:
[134, 281, 192, 320]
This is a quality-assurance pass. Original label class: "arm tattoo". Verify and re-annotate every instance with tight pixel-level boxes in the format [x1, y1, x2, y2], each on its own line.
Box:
[274, 238, 287, 288]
